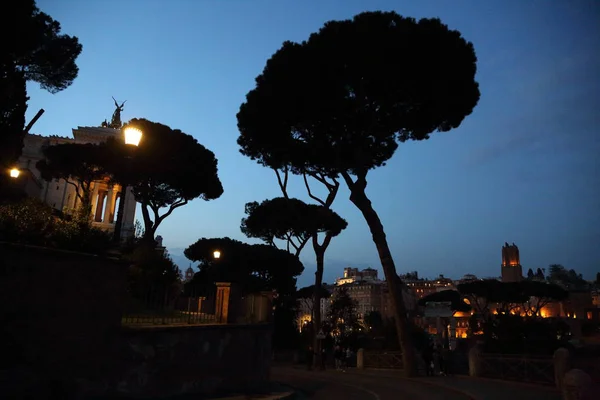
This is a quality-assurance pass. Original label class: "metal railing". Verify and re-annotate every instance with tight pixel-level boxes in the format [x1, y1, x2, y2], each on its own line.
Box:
[364, 351, 404, 369]
[480, 354, 555, 385]
[122, 284, 219, 327]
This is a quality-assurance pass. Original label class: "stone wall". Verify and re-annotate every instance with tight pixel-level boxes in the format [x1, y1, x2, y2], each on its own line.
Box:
[0, 243, 273, 398]
[103, 324, 272, 398]
[0, 242, 128, 398]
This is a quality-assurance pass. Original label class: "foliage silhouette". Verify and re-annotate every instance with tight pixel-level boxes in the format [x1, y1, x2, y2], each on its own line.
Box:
[547, 264, 588, 290]
[418, 289, 472, 313]
[186, 237, 304, 350]
[0, 197, 111, 254]
[527, 268, 534, 279]
[242, 196, 346, 366]
[0, 0, 82, 169]
[457, 279, 568, 318]
[126, 243, 183, 308]
[106, 119, 223, 242]
[237, 11, 480, 375]
[297, 284, 332, 300]
[327, 287, 360, 345]
[184, 237, 304, 296]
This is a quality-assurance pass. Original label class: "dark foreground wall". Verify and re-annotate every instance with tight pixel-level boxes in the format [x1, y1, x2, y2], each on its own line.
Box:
[0, 243, 272, 399]
[104, 324, 272, 398]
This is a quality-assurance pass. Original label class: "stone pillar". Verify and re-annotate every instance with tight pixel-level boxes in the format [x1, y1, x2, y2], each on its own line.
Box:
[562, 369, 593, 400]
[554, 348, 571, 392]
[215, 283, 231, 323]
[94, 191, 106, 222]
[103, 187, 115, 224]
[197, 297, 206, 313]
[449, 318, 457, 350]
[468, 344, 483, 377]
[258, 291, 275, 323]
[90, 183, 100, 220]
[357, 348, 365, 369]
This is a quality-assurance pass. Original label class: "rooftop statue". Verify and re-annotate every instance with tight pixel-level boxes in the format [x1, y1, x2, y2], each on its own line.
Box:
[109, 96, 126, 129]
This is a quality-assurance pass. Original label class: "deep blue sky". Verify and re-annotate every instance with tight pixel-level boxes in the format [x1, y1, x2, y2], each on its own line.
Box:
[28, 1, 600, 286]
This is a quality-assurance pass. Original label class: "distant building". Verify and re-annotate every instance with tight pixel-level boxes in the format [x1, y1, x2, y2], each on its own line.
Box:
[296, 291, 332, 331]
[184, 265, 195, 283]
[404, 274, 454, 300]
[501, 242, 523, 282]
[332, 267, 417, 320]
[336, 267, 379, 285]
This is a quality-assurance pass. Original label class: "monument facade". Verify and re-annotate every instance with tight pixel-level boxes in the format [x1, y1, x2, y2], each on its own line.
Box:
[17, 126, 137, 239]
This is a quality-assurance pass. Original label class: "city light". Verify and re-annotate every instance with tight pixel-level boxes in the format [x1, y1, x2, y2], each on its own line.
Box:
[123, 127, 143, 146]
[9, 168, 20, 178]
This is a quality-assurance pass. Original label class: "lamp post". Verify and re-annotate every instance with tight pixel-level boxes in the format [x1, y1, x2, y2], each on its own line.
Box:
[112, 126, 142, 244]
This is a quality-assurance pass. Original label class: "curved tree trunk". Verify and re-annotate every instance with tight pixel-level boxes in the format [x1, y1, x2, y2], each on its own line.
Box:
[343, 172, 417, 377]
[312, 241, 325, 369]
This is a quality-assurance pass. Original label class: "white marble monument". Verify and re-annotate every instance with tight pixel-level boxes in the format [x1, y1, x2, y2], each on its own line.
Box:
[17, 126, 137, 239]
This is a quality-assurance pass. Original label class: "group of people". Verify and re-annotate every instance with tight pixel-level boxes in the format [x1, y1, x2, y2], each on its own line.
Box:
[421, 341, 453, 376]
[304, 340, 453, 376]
[305, 345, 353, 371]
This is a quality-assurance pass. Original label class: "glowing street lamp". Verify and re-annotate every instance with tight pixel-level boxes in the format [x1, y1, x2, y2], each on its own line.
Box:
[113, 126, 143, 244]
[123, 126, 143, 147]
[9, 168, 20, 178]
[213, 250, 221, 259]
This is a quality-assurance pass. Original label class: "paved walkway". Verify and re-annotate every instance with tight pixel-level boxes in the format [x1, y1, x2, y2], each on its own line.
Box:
[273, 366, 472, 400]
[330, 368, 562, 400]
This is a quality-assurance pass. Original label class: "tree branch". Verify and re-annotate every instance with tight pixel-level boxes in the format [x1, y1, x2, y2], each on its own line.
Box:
[535, 298, 551, 316]
[284, 232, 300, 252]
[65, 179, 83, 201]
[151, 199, 188, 235]
[303, 173, 326, 206]
[321, 232, 334, 251]
[140, 203, 154, 235]
[312, 172, 338, 191]
[312, 231, 335, 253]
[295, 236, 310, 257]
[266, 238, 280, 249]
[340, 170, 355, 189]
[275, 167, 290, 199]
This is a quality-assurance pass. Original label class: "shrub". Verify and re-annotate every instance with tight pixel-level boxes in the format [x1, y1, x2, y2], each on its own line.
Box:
[125, 244, 183, 307]
[0, 198, 111, 254]
[0, 198, 54, 245]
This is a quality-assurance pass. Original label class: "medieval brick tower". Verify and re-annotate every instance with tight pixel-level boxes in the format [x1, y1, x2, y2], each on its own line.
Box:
[501, 242, 523, 282]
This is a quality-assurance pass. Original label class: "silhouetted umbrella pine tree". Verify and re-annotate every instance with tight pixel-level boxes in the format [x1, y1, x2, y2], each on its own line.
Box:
[237, 11, 480, 375]
[1, 0, 82, 169]
[241, 197, 347, 367]
[106, 119, 224, 243]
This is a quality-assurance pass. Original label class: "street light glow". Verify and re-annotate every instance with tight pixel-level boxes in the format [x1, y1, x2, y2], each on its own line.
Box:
[124, 127, 142, 146]
[9, 168, 20, 178]
[213, 250, 221, 259]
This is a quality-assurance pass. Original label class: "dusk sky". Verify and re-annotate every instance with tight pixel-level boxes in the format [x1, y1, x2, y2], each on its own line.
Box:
[27, 1, 599, 287]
